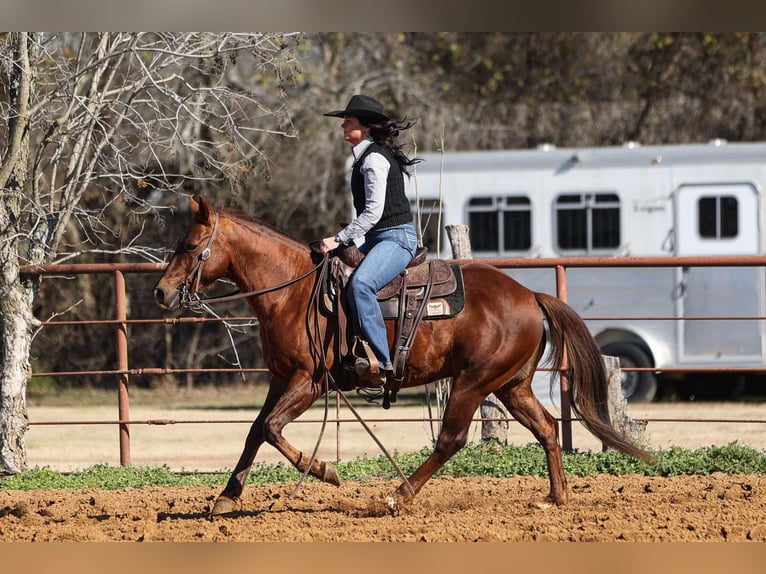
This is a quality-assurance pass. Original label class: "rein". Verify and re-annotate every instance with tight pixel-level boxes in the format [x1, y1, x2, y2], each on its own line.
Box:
[182, 259, 325, 310]
[179, 215, 324, 311]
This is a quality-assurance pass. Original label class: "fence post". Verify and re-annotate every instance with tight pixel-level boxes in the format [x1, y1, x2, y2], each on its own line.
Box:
[555, 264, 573, 452]
[603, 355, 647, 448]
[114, 270, 131, 466]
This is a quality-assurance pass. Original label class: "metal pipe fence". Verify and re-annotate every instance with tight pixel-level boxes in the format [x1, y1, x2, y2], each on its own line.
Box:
[19, 256, 766, 468]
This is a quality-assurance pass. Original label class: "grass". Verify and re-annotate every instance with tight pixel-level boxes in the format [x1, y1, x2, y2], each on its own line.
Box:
[3, 441, 765, 491]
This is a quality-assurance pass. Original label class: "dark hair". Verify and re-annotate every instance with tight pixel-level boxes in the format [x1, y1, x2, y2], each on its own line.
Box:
[365, 117, 422, 175]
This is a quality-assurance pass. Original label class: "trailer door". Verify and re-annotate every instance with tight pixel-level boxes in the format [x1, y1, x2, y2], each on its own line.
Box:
[674, 183, 763, 362]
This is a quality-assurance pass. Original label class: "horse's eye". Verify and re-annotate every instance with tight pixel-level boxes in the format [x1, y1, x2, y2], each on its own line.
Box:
[185, 242, 198, 252]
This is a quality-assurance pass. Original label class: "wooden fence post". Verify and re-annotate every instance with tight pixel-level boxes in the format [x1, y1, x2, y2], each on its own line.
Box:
[603, 355, 647, 448]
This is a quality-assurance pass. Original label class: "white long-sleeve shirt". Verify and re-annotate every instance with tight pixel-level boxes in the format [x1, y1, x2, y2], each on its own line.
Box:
[336, 139, 391, 245]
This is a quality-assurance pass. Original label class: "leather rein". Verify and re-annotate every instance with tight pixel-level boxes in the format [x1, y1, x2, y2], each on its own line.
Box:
[178, 213, 325, 311]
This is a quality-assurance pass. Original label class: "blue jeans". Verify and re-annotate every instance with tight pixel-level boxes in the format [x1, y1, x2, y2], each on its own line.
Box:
[346, 222, 418, 370]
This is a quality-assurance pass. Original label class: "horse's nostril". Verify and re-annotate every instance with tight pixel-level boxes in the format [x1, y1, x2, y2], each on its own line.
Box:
[155, 288, 164, 302]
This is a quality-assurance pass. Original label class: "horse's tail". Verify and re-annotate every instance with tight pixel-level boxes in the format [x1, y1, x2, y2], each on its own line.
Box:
[534, 291, 655, 464]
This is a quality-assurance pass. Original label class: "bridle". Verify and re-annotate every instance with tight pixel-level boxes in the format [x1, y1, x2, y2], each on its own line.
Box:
[178, 212, 221, 310]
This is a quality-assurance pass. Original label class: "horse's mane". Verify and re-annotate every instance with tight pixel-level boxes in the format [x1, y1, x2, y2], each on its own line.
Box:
[217, 205, 309, 250]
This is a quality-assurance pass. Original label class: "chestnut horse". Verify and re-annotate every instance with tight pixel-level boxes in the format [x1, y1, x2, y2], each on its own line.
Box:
[154, 195, 654, 516]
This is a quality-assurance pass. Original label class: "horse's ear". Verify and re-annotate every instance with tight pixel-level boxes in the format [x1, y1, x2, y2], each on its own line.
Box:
[198, 196, 213, 222]
[190, 195, 213, 224]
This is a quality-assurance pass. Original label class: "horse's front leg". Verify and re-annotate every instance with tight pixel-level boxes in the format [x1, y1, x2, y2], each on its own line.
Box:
[212, 382, 281, 516]
[212, 371, 338, 516]
[261, 374, 341, 488]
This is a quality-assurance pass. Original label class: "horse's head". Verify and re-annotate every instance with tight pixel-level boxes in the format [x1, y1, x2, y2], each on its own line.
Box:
[154, 195, 230, 311]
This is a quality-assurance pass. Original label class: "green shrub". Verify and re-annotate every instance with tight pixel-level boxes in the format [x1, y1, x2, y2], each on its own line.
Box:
[2, 441, 763, 491]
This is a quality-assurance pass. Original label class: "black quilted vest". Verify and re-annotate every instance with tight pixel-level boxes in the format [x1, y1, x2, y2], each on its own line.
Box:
[350, 143, 412, 230]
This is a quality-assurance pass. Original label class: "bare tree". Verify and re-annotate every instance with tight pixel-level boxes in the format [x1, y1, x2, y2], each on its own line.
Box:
[0, 32, 300, 474]
[0, 32, 35, 474]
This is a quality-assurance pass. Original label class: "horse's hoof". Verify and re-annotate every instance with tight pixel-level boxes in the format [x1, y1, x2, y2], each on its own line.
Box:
[533, 495, 566, 510]
[210, 495, 239, 517]
[385, 496, 401, 516]
[320, 461, 341, 486]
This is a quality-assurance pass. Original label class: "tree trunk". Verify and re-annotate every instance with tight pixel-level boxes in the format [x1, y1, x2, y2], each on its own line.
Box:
[0, 261, 35, 474]
[0, 32, 34, 474]
[0, 176, 35, 474]
[604, 355, 647, 447]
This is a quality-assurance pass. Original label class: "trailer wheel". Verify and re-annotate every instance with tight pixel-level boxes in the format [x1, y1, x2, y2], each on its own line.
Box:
[600, 341, 658, 403]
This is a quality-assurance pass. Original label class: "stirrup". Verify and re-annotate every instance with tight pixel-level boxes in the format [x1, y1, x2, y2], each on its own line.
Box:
[354, 357, 385, 379]
[352, 339, 380, 375]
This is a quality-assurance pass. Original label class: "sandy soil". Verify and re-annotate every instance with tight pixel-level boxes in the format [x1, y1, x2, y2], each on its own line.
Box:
[2, 474, 766, 542]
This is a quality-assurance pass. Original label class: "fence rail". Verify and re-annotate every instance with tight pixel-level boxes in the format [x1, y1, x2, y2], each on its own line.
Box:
[20, 256, 766, 468]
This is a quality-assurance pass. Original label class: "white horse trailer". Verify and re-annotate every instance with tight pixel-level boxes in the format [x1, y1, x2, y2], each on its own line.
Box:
[401, 140, 766, 402]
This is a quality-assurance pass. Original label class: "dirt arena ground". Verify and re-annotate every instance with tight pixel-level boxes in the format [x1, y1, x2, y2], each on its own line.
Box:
[2, 474, 766, 542]
[2, 393, 765, 542]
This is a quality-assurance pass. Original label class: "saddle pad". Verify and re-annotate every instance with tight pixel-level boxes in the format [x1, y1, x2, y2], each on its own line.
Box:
[379, 263, 465, 319]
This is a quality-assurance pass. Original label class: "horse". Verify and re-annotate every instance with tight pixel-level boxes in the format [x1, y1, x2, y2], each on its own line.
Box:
[154, 195, 654, 516]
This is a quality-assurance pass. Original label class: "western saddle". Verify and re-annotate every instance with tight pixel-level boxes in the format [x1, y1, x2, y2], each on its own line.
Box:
[326, 243, 464, 406]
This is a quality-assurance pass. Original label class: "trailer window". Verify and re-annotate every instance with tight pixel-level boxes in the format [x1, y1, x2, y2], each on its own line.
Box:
[555, 192, 620, 252]
[698, 195, 738, 239]
[466, 196, 531, 253]
[410, 198, 443, 252]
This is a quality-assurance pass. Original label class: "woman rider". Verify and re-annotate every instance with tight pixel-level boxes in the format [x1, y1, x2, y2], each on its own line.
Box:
[319, 94, 420, 387]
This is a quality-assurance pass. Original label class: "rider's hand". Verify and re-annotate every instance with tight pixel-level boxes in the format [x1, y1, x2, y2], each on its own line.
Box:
[319, 236, 340, 254]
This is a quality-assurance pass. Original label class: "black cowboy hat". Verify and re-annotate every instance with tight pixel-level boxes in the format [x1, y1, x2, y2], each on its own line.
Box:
[323, 94, 390, 124]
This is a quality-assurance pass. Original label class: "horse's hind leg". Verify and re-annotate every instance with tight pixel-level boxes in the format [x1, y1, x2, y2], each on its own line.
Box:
[492, 375, 568, 507]
[212, 372, 339, 516]
[393, 380, 488, 503]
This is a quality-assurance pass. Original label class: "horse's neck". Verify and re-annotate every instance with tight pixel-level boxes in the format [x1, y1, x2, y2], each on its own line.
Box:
[226, 220, 314, 315]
